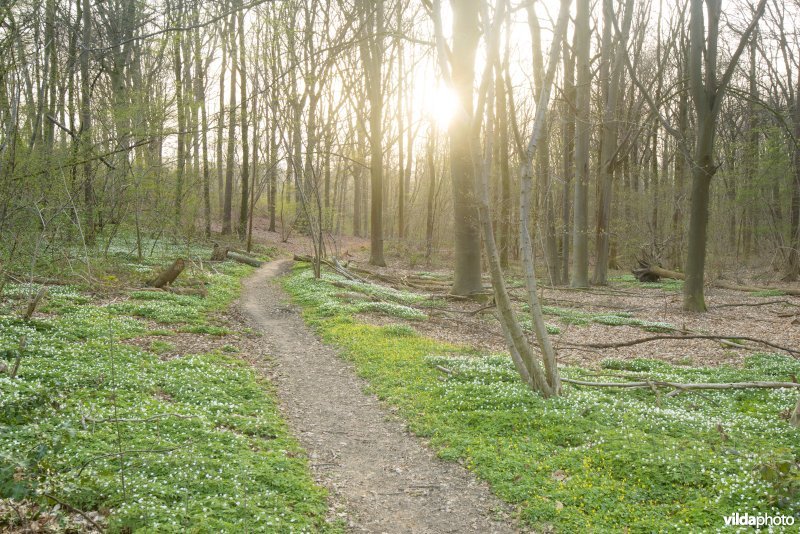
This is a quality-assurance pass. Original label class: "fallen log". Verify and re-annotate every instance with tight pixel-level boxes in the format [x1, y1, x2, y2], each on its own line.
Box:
[148, 258, 185, 288]
[632, 260, 800, 296]
[226, 251, 262, 267]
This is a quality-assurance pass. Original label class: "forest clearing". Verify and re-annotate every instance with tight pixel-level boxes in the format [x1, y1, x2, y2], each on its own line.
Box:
[2, 0, 800, 531]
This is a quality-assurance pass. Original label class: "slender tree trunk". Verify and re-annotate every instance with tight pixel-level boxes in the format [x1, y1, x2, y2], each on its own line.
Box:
[496, 67, 511, 269]
[222, 12, 237, 235]
[268, 36, 278, 233]
[216, 14, 227, 215]
[593, 0, 632, 285]
[172, 3, 186, 230]
[426, 124, 437, 262]
[237, 2, 249, 239]
[787, 65, 800, 280]
[670, 45, 688, 270]
[194, 18, 211, 238]
[561, 33, 576, 284]
[396, 3, 406, 240]
[80, 0, 94, 245]
[571, 0, 591, 287]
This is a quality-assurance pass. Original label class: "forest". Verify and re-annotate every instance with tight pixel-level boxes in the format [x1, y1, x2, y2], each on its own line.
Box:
[1, 0, 800, 531]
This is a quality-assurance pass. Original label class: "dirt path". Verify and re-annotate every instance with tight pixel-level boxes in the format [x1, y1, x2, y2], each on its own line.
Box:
[240, 259, 517, 534]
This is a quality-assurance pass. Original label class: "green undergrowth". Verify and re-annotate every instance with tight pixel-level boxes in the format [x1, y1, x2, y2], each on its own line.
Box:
[283, 266, 429, 320]
[539, 305, 675, 333]
[750, 289, 787, 297]
[283, 265, 800, 532]
[1, 249, 337, 532]
[611, 274, 684, 291]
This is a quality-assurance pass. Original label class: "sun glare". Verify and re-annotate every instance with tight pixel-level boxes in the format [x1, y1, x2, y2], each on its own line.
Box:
[425, 83, 459, 129]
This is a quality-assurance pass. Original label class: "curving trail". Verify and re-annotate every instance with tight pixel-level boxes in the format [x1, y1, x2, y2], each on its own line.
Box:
[239, 259, 517, 534]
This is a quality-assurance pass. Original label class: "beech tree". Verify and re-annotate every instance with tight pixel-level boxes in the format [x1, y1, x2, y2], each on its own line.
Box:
[683, 0, 767, 311]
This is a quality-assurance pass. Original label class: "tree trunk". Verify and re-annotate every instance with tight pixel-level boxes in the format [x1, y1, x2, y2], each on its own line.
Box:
[360, 0, 386, 266]
[237, 2, 249, 239]
[222, 12, 237, 235]
[80, 0, 94, 245]
[149, 258, 185, 288]
[593, 0, 633, 285]
[682, 0, 767, 311]
[425, 124, 437, 263]
[449, 0, 482, 294]
[785, 57, 800, 280]
[561, 32, 576, 284]
[216, 14, 227, 215]
[496, 67, 511, 269]
[172, 3, 186, 230]
[571, 0, 591, 288]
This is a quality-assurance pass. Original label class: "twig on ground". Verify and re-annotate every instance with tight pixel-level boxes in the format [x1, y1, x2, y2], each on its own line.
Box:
[583, 334, 799, 356]
[715, 299, 798, 309]
[43, 493, 104, 532]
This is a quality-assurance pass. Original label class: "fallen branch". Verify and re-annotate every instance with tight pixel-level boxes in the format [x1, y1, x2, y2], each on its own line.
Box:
[86, 413, 199, 424]
[715, 299, 798, 309]
[632, 260, 800, 296]
[434, 365, 454, 375]
[293, 254, 367, 283]
[583, 334, 799, 356]
[43, 493, 104, 533]
[562, 377, 800, 391]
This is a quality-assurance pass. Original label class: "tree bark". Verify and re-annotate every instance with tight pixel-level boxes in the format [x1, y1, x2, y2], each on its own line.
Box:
[149, 258, 185, 288]
[593, 0, 633, 285]
[360, 0, 386, 266]
[79, 0, 94, 245]
[222, 11, 237, 235]
[683, 0, 767, 311]
[571, 0, 591, 288]
[449, 0, 482, 294]
[237, 0, 249, 239]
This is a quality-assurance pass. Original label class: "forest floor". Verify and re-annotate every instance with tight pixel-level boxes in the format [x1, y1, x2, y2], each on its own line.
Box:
[250, 221, 800, 532]
[252, 218, 800, 371]
[2, 224, 799, 532]
[240, 259, 516, 533]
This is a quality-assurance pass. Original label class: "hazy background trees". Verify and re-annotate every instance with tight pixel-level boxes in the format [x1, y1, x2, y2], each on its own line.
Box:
[2, 0, 799, 309]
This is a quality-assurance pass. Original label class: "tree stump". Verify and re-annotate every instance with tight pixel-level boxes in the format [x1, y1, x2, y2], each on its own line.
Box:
[149, 258, 185, 288]
[211, 243, 229, 262]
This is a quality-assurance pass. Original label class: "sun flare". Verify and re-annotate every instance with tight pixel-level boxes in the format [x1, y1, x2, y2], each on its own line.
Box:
[424, 83, 459, 129]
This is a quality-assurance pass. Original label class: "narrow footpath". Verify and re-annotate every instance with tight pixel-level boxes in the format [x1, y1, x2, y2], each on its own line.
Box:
[240, 259, 517, 533]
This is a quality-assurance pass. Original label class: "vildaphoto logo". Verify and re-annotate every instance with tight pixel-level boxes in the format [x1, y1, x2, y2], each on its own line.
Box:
[723, 512, 795, 528]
